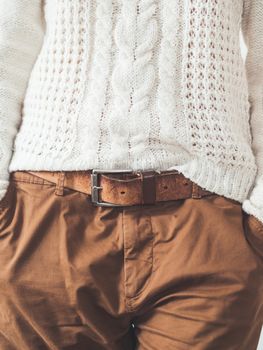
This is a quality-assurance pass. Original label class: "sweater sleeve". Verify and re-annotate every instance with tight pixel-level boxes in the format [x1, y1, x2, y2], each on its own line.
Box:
[0, 0, 44, 201]
[241, 0, 263, 225]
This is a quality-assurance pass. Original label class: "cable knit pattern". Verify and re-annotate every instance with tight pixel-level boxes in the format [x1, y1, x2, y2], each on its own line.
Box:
[157, 1, 186, 149]
[126, 1, 157, 164]
[78, 1, 113, 164]
[1, 0, 263, 224]
[106, 1, 135, 164]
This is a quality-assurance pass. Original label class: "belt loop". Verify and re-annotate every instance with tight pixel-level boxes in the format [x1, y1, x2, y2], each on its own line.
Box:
[55, 171, 66, 196]
[192, 182, 202, 199]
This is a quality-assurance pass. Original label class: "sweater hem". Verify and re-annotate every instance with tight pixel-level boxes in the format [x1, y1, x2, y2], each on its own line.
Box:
[8, 153, 257, 204]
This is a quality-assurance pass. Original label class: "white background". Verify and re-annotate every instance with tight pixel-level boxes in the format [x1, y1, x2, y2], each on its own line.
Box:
[240, 30, 263, 350]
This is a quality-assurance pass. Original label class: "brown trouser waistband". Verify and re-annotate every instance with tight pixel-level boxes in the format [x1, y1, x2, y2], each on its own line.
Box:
[11, 169, 215, 207]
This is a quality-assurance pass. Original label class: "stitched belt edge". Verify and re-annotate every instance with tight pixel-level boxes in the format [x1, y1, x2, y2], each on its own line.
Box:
[11, 170, 215, 206]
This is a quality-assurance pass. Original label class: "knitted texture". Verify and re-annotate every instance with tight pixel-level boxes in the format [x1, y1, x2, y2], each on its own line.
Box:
[1, 0, 263, 224]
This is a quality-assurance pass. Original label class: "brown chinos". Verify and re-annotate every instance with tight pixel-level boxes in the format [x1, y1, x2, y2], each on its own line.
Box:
[0, 170, 262, 350]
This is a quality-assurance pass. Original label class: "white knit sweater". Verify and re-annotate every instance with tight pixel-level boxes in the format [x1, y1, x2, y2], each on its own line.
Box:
[1, 1, 263, 224]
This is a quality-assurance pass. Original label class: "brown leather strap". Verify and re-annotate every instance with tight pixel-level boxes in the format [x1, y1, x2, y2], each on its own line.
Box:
[140, 170, 156, 204]
[24, 170, 214, 206]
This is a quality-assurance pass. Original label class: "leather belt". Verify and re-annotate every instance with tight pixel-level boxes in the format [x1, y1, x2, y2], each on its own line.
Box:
[25, 169, 215, 207]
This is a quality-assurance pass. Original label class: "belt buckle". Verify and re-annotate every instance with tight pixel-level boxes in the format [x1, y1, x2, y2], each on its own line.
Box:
[91, 168, 136, 207]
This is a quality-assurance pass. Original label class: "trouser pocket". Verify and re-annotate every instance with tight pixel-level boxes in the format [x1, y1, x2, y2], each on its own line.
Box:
[0, 179, 17, 235]
[242, 211, 263, 262]
[0, 179, 14, 210]
[0, 171, 57, 238]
